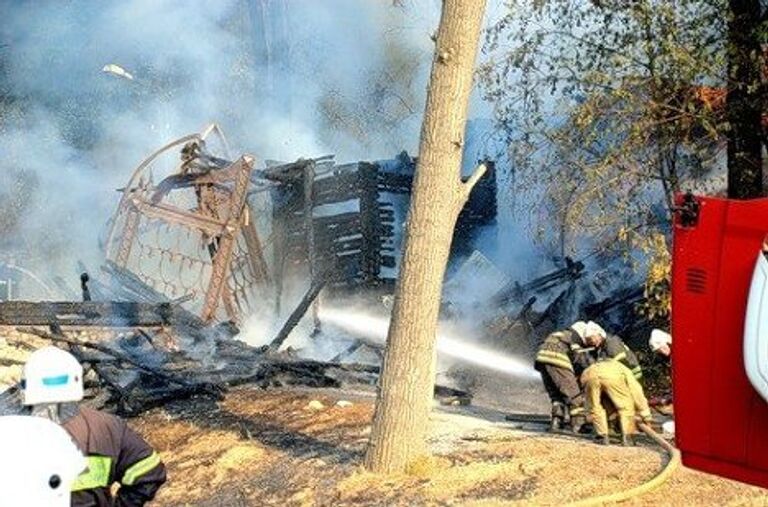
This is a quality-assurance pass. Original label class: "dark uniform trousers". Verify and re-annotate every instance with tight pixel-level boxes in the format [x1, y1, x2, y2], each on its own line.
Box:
[63, 407, 166, 507]
[538, 363, 584, 418]
[534, 329, 589, 418]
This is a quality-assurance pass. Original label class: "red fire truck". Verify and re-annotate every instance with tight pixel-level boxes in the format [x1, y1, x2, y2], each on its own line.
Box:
[672, 193, 768, 488]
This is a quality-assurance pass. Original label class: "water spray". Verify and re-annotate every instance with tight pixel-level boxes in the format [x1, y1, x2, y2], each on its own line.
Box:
[318, 306, 539, 379]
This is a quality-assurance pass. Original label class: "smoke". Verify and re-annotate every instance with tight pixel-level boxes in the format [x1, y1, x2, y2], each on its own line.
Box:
[0, 1, 572, 365]
[0, 115, 115, 277]
[0, 0, 446, 284]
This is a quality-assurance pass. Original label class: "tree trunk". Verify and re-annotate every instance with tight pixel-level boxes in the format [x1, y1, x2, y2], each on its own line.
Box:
[364, 0, 487, 474]
[726, 0, 764, 199]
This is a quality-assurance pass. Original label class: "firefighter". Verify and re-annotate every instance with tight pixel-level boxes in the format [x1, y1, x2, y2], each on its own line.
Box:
[649, 329, 672, 357]
[581, 359, 653, 446]
[534, 321, 593, 432]
[583, 321, 643, 380]
[21, 346, 167, 507]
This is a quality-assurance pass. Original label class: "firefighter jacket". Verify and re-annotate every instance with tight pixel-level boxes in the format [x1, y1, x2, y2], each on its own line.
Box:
[63, 407, 166, 507]
[535, 329, 593, 376]
[581, 360, 652, 436]
[596, 335, 643, 380]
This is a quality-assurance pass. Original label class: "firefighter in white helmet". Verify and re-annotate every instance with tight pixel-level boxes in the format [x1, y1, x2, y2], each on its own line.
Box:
[0, 415, 85, 506]
[23, 345, 85, 422]
[583, 321, 644, 380]
[534, 321, 593, 432]
[22, 346, 167, 507]
[649, 329, 672, 357]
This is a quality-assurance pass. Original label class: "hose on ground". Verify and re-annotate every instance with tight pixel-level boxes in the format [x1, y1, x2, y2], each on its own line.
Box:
[564, 422, 681, 506]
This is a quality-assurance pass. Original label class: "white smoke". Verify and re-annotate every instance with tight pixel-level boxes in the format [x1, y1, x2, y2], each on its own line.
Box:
[0, 0, 549, 351]
[0, 0, 448, 285]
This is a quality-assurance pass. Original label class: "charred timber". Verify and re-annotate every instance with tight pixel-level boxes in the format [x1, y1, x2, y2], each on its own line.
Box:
[261, 156, 334, 183]
[493, 257, 584, 306]
[584, 286, 645, 320]
[0, 301, 186, 327]
[330, 341, 365, 363]
[101, 261, 206, 329]
[269, 278, 327, 351]
[16, 327, 223, 395]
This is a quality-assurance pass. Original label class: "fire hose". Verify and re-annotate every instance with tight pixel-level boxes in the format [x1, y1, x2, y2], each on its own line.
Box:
[564, 422, 681, 507]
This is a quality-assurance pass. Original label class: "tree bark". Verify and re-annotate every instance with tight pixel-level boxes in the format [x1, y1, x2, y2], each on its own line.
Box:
[726, 0, 764, 199]
[364, 0, 487, 474]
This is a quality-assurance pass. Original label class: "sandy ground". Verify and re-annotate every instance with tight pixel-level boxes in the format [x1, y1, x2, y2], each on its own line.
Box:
[129, 385, 768, 506]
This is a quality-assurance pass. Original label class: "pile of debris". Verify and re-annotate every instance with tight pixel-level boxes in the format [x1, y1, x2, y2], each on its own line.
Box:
[441, 249, 657, 363]
[3, 122, 661, 416]
[0, 294, 382, 416]
[0, 258, 470, 416]
[0, 123, 486, 416]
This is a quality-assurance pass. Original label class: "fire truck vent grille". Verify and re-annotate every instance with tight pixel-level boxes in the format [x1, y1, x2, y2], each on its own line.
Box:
[685, 268, 707, 293]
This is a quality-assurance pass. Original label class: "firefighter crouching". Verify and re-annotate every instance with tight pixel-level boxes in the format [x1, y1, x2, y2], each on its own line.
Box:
[581, 359, 653, 446]
[534, 321, 593, 433]
[583, 321, 643, 381]
[21, 346, 167, 507]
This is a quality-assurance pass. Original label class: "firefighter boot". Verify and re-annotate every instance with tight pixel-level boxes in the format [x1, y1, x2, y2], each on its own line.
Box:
[550, 402, 566, 432]
[570, 414, 587, 434]
[621, 434, 636, 447]
[594, 434, 610, 446]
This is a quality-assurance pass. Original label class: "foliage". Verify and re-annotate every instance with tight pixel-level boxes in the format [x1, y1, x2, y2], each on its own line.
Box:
[636, 232, 671, 318]
[478, 0, 730, 257]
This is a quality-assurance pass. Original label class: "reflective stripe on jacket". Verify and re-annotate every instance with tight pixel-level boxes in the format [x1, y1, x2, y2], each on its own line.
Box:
[63, 407, 166, 507]
[535, 329, 591, 374]
[535, 331, 574, 371]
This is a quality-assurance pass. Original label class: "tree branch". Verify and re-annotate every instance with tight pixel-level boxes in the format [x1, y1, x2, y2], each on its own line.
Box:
[461, 163, 488, 200]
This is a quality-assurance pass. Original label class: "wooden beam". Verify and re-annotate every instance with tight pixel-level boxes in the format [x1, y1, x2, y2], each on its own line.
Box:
[268, 278, 326, 351]
[0, 301, 178, 327]
[200, 157, 254, 323]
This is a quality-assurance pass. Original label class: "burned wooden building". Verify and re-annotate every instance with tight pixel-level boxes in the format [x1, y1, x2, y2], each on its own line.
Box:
[103, 125, 498, 325]
[274, 151, 498, 294]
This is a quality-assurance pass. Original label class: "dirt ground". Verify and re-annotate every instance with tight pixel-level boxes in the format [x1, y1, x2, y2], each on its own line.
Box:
[131, 386, 768, 506]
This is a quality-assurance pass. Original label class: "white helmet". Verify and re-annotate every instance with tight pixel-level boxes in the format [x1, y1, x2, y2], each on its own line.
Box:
[0, 415, 85, 506]
[570, 321, 587, 341]
[22, 347, 84, 406]
[585, 321, 607, 339]
[649, 329, 672, 352]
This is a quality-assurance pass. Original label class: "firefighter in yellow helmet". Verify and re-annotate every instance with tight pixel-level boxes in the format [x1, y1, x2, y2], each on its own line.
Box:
[581, 358, 653, 446]
[21, 346, 167, 506]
